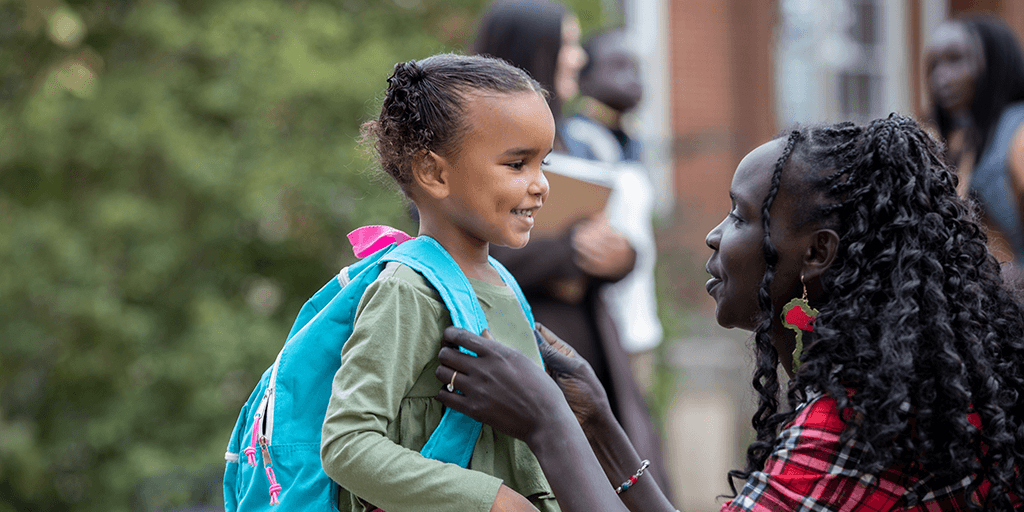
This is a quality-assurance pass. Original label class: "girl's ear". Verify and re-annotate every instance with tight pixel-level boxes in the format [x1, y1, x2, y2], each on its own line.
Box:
[802, 228, 840, 283]
[411, 150, 450, 200]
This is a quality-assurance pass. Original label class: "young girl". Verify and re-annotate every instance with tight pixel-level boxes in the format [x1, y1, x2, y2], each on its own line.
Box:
[434, 114, 1024, 511]
[319, 53, 559, 512]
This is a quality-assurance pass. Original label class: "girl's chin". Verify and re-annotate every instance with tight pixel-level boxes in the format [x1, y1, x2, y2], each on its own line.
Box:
[496, 231, 531, 249]
[500, 238, 531, 249]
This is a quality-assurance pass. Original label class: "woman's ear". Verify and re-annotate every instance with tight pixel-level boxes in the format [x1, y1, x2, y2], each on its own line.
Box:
[411, 150, 450, 200]
[802, 228, 840, 283]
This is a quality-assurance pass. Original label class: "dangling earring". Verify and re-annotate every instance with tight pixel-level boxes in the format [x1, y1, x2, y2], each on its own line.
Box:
[780, 275, 818, 371]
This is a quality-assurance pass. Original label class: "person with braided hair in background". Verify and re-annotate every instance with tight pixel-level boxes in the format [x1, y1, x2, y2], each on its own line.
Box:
[433, 114, 1024, 511]
[319, 53, 562, 512]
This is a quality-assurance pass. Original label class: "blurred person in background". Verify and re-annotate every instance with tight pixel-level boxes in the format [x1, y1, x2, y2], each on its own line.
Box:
[472, 0, 671, 498]
[560, 26, 663, 392]
[925, 14, 1024, 266]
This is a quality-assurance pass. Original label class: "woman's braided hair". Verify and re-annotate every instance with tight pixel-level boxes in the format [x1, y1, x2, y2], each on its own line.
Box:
[362, 53, 545, 191]
[729, 114, 1024, 510]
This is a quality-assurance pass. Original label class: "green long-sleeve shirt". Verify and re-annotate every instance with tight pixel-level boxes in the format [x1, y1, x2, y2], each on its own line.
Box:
[321, 262, 559, 512]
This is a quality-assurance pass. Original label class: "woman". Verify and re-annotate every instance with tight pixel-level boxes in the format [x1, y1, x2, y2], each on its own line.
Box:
[925, 15, 1024, 263]
[436, 115, 1024, 511]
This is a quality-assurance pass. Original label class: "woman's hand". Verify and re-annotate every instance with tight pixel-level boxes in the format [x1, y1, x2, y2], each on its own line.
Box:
[436, 326, 573, 445]
[533, 324, 614, 435]
[437, 326, 672, 512]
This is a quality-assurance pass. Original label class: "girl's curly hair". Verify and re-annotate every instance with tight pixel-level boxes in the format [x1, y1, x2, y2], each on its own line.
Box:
[729, 114, 1024, 510]
[363, 53, 545, 192]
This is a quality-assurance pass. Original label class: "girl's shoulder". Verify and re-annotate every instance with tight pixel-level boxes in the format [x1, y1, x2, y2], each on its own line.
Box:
[351, 262, 448, 327]
[370, 261, 443, 304]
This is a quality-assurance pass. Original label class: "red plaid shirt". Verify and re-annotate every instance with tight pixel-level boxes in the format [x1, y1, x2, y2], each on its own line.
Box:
[720, 393, 1018, 511]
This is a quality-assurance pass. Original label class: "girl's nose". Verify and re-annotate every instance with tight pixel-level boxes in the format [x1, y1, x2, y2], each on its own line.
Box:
[530, 168, 549, 199]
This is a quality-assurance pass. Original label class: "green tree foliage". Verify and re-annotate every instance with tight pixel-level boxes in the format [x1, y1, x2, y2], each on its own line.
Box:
[0, 0, 603, 510]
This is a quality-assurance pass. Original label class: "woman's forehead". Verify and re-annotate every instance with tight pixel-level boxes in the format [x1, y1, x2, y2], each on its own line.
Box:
[928, 21, 976, 52]
[731, 138, 786, 201]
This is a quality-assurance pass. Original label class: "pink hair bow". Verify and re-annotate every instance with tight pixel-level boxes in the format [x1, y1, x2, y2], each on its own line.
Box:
[347, 225, 414, 258]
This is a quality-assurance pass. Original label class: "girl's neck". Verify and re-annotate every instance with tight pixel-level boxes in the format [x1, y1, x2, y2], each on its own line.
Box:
[417, 222, 505, 286]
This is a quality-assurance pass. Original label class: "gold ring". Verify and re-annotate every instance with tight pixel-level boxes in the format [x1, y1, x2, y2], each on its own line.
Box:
[447, 370, 458, 392]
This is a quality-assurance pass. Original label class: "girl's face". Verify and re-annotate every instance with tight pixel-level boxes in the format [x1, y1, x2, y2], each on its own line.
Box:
[555, 15, 587, 101]
[440, 90, 554, 250]
[925, 21, 983, 116]
[704, 139, 807, 332]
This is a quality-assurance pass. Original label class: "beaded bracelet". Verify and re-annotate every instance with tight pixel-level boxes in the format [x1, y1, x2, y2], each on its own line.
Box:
[614, 459, 650, 494]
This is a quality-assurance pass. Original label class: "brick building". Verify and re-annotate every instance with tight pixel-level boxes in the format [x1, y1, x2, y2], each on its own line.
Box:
[626, 0, 1024, 311]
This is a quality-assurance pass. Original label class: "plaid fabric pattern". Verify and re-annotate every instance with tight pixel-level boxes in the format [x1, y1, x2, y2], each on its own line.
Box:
[720, 393, 1009, 512]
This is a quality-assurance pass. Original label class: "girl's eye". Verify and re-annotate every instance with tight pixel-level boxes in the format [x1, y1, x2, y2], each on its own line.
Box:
[541, 159, 552, 167]
[507, 161, 525, 170]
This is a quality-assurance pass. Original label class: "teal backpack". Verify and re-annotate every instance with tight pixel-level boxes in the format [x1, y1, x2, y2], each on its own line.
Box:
[223, 235, 535, 511]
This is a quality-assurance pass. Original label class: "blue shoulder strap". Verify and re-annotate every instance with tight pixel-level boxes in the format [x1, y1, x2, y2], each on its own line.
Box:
[384, 237, 489, 337]
[382, 236, 535, 467]
[489, 255, 534, 328]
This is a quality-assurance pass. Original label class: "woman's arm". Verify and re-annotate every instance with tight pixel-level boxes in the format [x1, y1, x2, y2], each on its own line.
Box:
[436, 326, 675, 512]
[491, 218, 636, 290]
[571, 214, 637, 283]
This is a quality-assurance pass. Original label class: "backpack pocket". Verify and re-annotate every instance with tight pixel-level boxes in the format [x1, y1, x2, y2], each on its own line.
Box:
[234, 442, 336, 512]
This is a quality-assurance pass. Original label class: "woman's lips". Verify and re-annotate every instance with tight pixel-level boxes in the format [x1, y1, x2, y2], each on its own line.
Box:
[706, 277, 721, 295]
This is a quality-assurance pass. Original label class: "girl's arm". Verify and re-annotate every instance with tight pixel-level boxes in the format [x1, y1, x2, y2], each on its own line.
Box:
[436, 327, 676, 512]
[321, 269, 527, 511]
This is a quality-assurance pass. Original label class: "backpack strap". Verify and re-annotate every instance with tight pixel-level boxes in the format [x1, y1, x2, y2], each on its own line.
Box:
[489, 255, 534, 328]
[381, 237, 484, 467]
[381, 236, 536, 467]
[383, 237, 489, 339]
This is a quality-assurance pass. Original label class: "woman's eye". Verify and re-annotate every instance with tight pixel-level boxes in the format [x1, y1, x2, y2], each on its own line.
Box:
[728, 212, 743, 224]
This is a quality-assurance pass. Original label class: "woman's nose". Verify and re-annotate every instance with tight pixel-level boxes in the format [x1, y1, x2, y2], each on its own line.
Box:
[706, 222, 723, 250]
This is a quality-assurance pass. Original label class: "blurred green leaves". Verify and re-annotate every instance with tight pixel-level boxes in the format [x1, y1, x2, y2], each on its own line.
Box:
[0, 0, 604, 510]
